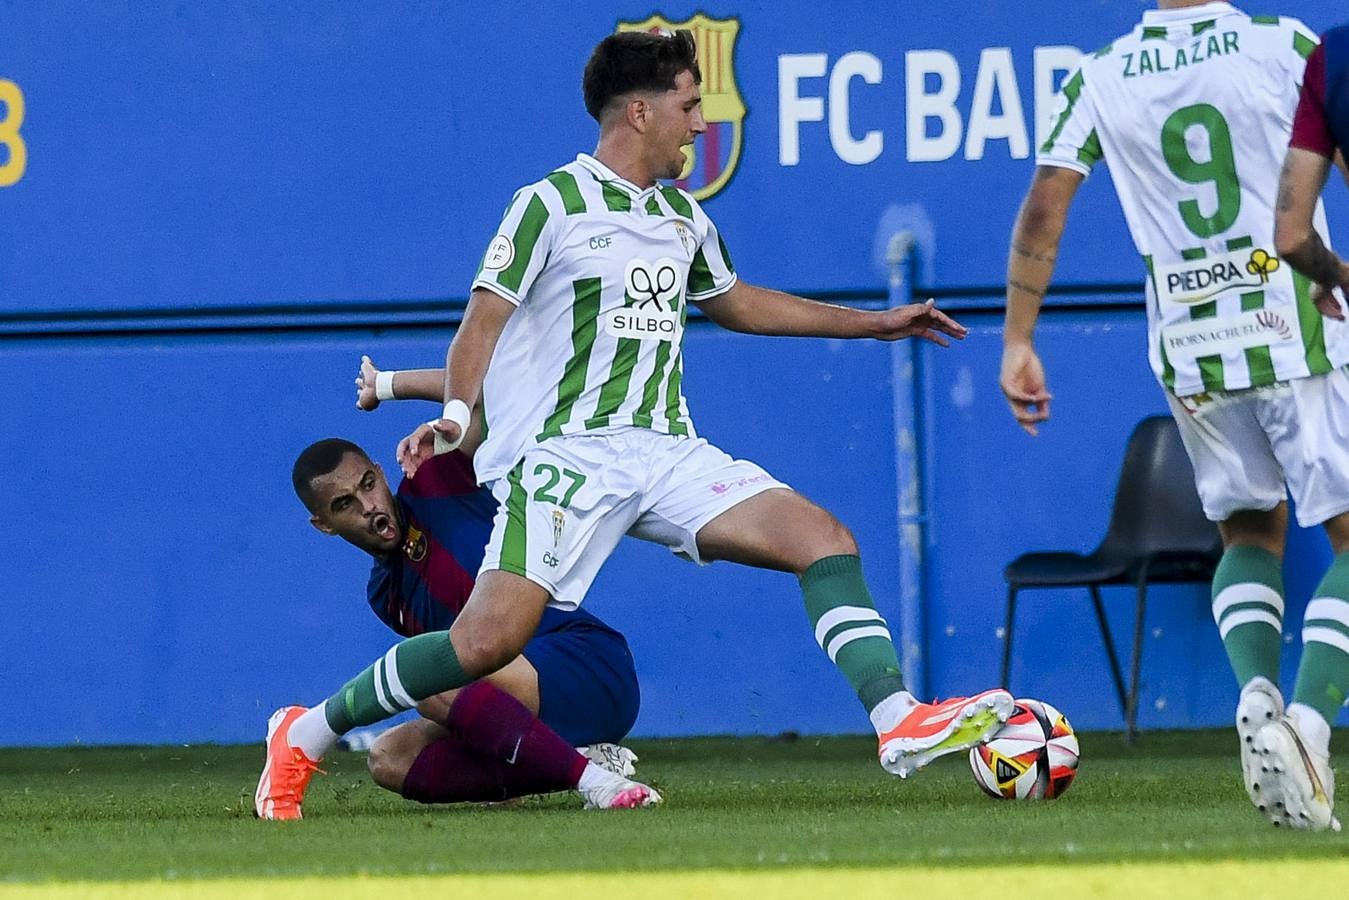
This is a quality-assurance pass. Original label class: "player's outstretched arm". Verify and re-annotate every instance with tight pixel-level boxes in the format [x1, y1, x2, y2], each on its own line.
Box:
[1275, 147, 1349, 320]
[1000, 165, 1083, 436]
[397, 288, 516, 477]
[356, 355, 487, 457]
[697, 281, 967, 345]
[354, 355, 445, 410]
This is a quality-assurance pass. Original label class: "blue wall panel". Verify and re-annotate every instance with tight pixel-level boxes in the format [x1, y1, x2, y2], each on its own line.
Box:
[917, 308, 1334, 730]
[2, 325, 902, 745]
[6, 307, 1340, 745]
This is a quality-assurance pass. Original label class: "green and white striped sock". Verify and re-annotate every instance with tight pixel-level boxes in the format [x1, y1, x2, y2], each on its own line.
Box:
[322, 631, 469, 733]
[800, 555, 905, 714]
[1211, 545, 1285, 688]
[1291, 553, 1349, 729]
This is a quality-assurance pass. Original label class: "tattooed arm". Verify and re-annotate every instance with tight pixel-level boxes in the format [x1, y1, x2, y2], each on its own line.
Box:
[1000, 165, 1085, 435]
[1274, 147, 1349, 287]
[1275, 147, 1349, 320]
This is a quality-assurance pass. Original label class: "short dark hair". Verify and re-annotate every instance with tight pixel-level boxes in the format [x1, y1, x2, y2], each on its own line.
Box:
[292, 438, 370, 512]
[582, 29, 701, 122]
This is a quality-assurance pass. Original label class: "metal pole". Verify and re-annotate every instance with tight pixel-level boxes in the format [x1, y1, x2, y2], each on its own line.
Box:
[887, 230, 928, 698]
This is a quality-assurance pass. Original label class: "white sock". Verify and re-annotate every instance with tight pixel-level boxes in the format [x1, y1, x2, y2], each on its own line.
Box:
[869, 690, 920, 734]
[577, 761, 621, 792]
[1287, 702, 1332, 757]
[287, 706, 341, 761]
[1240, 675, 1278, 697]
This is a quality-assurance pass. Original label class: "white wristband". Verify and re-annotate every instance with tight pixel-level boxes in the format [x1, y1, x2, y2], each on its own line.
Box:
[431, 399, 472, 455]
[374, 370, 397, 401]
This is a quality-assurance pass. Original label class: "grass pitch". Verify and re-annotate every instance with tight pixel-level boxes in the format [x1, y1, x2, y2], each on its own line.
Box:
[1, 731, 1345, 894]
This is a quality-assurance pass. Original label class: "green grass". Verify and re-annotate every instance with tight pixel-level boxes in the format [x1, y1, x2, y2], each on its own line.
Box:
[1, 731, 1346, 883]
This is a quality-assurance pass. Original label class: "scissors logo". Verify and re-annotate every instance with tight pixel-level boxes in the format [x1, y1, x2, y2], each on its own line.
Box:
[624, 257, 682, 310]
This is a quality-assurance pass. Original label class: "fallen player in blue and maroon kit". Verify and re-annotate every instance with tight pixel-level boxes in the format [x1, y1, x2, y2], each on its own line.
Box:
[259, 436, 656, 818]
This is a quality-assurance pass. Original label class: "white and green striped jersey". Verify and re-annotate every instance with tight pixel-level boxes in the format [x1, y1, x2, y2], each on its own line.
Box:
[1038, 2, 1349, 397]
[469, 153, 737, 484]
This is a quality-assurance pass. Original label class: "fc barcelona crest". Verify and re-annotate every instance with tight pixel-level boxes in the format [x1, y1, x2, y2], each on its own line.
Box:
[617, 13, 746, 201]
[403, 525, 427, 562]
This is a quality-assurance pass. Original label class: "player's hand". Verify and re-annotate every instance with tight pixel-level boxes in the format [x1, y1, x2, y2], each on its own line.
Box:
[395, 419, 463, 478]
[354, 355, 382, 410]
[1312, 282, 1348, 321]
[872, 299, 968, 346]
[1000, 341, 1052, 436]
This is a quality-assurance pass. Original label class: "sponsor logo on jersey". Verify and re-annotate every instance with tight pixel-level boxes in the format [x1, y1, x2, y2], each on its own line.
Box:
[617, 13, 746, 201]
[403, 526, 428, 562]
[483, 234, 515, 271]
[1155, 247, 1283, 306]
[1160, 306, 1297, 361]
[605, 257, 684, 341]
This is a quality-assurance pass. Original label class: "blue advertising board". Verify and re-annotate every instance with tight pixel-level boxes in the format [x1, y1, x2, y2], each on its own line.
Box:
[4, 2, 1346, 316]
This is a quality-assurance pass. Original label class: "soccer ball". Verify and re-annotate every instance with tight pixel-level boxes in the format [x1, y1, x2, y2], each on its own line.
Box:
[969, 698, 1079, 799]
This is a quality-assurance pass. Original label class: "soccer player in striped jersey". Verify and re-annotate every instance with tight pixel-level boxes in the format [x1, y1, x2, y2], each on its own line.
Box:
[1002, 1, 1347, 831]
[259, 435, 654, 818]
[255, 29, 1015, 819]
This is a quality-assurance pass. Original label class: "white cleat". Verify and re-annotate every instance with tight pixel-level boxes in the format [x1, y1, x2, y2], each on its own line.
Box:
[1253, 716, 1340, 832]
[576, 742, 639, 778]
[581, 776, 662, 811]
[1235, 680, 1283, 812]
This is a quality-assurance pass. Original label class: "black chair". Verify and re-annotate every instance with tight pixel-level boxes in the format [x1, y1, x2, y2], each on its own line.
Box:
[1000, 416, 1222, 743]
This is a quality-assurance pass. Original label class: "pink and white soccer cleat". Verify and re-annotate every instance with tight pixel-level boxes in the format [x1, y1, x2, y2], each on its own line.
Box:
[581, 776, 663, 810]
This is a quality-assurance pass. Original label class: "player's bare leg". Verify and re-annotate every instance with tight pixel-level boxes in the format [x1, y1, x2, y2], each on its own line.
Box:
[368, 718, 450, 794]
[697, 489, 1012, 778]
[448, 571, 552, 677]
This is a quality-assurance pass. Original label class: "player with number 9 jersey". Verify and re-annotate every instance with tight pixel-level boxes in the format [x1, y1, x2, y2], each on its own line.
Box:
[1003, 2, 1349, 834]
[1039, 7, 1347, 395]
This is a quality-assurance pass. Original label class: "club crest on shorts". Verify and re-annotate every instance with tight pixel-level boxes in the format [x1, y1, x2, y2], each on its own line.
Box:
[616, 13, 746, 201]
[552, 509, 565, 547]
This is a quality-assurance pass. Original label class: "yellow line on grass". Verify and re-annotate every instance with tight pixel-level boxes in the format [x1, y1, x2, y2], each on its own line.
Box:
[4, 860, 1346, 899]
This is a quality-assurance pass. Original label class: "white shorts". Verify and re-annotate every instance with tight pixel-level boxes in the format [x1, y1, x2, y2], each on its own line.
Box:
[479, 428, 788, 609]
[1167, 367, 1349, 527]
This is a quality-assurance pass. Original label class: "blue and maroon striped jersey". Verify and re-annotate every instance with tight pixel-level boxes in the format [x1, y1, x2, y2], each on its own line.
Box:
[1324, 26, 1349, 158]
[1291, 26, 1349, 160]
[365, 450, 615, 638]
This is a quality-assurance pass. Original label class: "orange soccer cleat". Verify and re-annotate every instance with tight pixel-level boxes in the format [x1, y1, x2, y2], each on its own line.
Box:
[254, 706, 324, 820]
[878, 689, 1015, 778]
